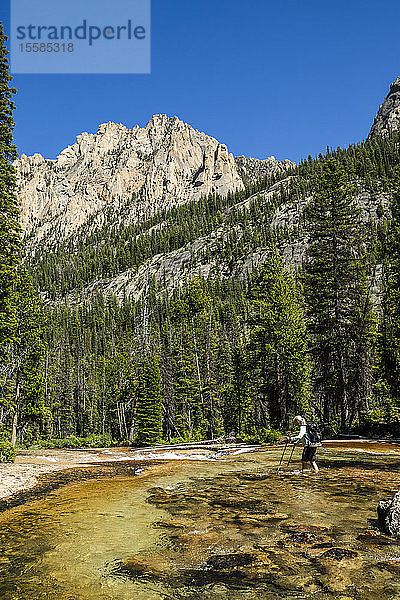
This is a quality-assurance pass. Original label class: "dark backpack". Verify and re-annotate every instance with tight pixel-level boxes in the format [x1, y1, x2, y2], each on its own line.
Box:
[306, 422, 322, 445]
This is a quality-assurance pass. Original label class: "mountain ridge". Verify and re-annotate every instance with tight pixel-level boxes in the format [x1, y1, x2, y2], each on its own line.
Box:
[19, 77, 400, 306]
[16, 114, 293, 254]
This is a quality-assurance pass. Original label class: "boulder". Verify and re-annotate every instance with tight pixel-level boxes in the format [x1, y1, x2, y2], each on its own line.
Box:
[377, 491, 400, 537]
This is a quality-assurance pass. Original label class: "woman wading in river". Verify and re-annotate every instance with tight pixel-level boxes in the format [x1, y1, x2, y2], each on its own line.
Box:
[281, 416, 320, 474]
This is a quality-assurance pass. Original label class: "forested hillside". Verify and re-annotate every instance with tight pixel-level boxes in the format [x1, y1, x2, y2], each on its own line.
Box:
[1, 21, 400, 450]
[19, 135, 400, 446]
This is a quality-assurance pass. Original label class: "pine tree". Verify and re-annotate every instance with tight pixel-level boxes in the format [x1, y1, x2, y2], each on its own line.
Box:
[302, 158, 375, 429]
[0, 23, 21, 350]
[247, 254, 311, 428]
[135, 354, 162, 445]
[380, 167, 400, 403]
[9, 267, 48, 445]
[223, 342, 256, 438]
[170, 279, 212, 440]
[0, 24, 25, 454]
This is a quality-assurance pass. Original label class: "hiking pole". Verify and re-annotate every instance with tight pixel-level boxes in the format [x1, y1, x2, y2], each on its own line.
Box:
[287, 442, 297, 469]
[277, 440, 288, 472]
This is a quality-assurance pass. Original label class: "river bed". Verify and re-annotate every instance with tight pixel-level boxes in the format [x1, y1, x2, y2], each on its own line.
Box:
[0, 442, 400, 599]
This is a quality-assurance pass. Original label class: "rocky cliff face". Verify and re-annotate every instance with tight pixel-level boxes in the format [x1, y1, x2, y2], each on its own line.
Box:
[234, 155, 293, 186]
[14, 84, 395, 314]
[368, 76, 400, 140]
[16, 115, 293, 251]
[60, 181, 386, 305]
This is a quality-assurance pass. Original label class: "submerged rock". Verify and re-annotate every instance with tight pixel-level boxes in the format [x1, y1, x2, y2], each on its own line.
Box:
[376, 559, 400, 575]
[314, 548, 363, 594]
[237, 472, 270, 481]
[357, 529, 396, 546]
[171, 530, 222, 554]
[235, 512, 288, 527]
[209, 497, 266, 511]
[184, 551, 278, 586]
[317, 547, 359, 562]
[204, 553, 255, 570]
[283, 530, 332, 547]
[280, 522, 333, 535]
[377, 491, 400, 536]
[110, 555, 177, 582]
[153, 518, 188, 530]
[146, 491, 178, 504]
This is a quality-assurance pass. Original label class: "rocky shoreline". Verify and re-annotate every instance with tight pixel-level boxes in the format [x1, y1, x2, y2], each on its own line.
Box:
[1, 440, 399, 516]
[0, 460, 151, 514]
[0, 462, 61, 504]
[0, 443, 246, 509]
[0, 443, 229, 512]
[0, 448, 157, 513]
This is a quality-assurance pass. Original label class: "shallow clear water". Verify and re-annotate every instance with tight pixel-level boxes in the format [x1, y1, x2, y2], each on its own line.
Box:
[1, 445, 400, 600]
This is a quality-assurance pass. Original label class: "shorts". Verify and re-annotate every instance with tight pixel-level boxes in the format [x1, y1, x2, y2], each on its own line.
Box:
[302, 446, 317, 462]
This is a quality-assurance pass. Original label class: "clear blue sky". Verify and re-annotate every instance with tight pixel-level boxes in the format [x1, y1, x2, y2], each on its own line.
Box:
[1, 0, 399, 163]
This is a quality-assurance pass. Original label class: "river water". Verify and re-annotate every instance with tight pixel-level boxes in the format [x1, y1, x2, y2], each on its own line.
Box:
[0, 443, 400, 600]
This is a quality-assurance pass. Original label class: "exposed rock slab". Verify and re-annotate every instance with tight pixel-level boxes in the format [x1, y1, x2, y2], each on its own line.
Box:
[377, 491, 400, 536]
[368, 76, 400, 140]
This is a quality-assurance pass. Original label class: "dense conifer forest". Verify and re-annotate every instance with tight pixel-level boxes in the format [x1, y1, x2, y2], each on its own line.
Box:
[1, 24, 400, 454]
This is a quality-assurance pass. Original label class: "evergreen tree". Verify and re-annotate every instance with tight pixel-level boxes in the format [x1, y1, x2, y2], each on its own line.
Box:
[9, 267, 48, 445]
[222, 342, 256, 438]
[380, 167, 400, 404]
[247, 254, 311, 428]
[302, 158, 375, 428]
[170, 279, 212, 440]
[135, 354, 162, 445]
[0, 23, 20, 350]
